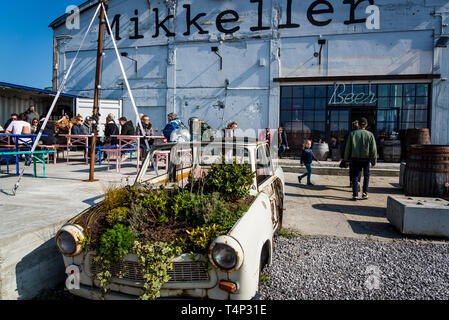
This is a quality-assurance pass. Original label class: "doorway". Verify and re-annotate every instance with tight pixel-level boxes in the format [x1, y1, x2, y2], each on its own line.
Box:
[351, 108, 376, 134]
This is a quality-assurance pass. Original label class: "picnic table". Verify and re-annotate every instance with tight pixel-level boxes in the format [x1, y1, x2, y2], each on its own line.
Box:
[0, 134, 47, 175]
[59, 134, 91, 164]
[0, 150, 56, 177]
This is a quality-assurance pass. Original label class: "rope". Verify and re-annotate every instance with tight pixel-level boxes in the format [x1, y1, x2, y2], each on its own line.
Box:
[12, 3, 102, 196]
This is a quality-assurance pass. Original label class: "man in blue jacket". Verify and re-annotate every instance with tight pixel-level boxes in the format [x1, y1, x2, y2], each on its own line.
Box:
[163, 113, 182, 142]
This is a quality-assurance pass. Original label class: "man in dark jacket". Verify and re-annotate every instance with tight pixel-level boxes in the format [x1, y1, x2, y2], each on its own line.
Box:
[119, 117, 135, 136]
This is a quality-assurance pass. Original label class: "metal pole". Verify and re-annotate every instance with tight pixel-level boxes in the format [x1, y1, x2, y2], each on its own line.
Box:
[88, 0, 107, 182]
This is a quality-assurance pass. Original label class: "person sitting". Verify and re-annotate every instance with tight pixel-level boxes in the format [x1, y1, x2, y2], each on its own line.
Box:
[30, 118, 39, 134]
[82, 117, 93, 135]
[104, 114, 119, 146]
[119, 117, 135, 136]
[136, 115, 155, 157]
[5, 113, 32, 144]
[70, 116, 84, 136]
[36, 118, 57, 146]
[4, 113, 18, 129]
[162, 113, 182, 142]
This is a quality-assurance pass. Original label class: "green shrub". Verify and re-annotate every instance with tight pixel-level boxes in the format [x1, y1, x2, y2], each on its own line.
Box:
[206, 202, 249, 233]
[204, 157, 255, 201]
[103, 185, 130, 210]
[133, 241, 182, 300]
[169, 190, 193, 222]
[99, 224, 136, 260]
[142, 188, 169, 223]
[177, 224, 225, 254]
[106, 207, 130, 226]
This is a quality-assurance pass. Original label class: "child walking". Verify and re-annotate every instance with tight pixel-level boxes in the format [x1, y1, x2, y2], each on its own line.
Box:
[298, 140, 320, 185]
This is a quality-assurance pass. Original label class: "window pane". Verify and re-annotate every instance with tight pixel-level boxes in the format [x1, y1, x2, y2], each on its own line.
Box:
[292, 122, 303, 132]
[385, 122, 397, 133]
[315, 110, 326, 122]
[404, 97, 415, 109]
[390, 96, 402, 108]
[340, 110, 349, 122]
[292, 98, 303, 110]
[281, 98, 291, 110]
[304, 122, 314, 132]
[378, 97, 389, 108]
[280, 120, 291, 129]
[391, 84, 403, 97]
[416, 84, 428, 97]
[315, 98, 327, 109]
[304, 87, 315, 98]
[304, 98, 315, 109]
[415, 122, 428, 129]
[378, 111, 386, 122]
[404, 84, 416, 97]
[415, 109, 428, 123]
[281, 111, 292, 123]
[304, 110, 315, 121]
[292, 87, 304, 98]
[377, 122, 386, 133]
[331, 111, 339, 122]
[292, 110, 303, 121]
[415, 97, 428, 109]
[314, 122, 326, 134]
[385, 110, 398, 122]
[281, 87, 292, 97]
[316, 86, 327, 98]
[400, 122, 414, 130]
[378, 85, 390, 97]
[402, 109, 415, 123]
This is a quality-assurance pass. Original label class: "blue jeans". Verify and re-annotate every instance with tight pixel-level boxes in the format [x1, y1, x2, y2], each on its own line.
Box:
[352, 159, 371, 197]
[300, 163, 312, 184]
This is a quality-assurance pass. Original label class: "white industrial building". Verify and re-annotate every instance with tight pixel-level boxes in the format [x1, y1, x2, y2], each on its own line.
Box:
[49, 0, 449, 152]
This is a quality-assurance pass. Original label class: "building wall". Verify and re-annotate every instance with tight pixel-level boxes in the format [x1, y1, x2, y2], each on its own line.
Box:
[53, 0, 449, 144]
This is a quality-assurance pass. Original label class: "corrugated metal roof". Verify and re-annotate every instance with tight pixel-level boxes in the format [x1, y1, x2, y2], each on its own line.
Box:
[48, 0, 99, 29]
[0, 82, 79, 99]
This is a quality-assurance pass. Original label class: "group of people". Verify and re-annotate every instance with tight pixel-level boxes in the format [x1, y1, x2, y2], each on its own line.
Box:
[1, 106, 43, 143]
[297, 117, 377, 201]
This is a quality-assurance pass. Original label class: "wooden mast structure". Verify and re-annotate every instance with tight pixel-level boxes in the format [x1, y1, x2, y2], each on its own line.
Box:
[88, 0, 108, 182]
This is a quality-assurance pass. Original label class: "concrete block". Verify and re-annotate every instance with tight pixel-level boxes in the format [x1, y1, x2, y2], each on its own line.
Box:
[387, 196, 449, 238]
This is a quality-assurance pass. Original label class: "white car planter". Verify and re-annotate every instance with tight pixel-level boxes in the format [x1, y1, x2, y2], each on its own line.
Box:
[56, 138, 285, 300]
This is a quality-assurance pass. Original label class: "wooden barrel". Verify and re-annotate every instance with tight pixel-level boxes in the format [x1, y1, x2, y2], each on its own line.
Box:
[383, 139, 402, 163]
[404, 145, 449, 198]
[405, 129, 431, 160]
[312, 143, 329, 161]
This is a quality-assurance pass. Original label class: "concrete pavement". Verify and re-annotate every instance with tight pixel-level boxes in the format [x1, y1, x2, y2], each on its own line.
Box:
[0, 152, 150, 300]
[282, 172, 448, 243]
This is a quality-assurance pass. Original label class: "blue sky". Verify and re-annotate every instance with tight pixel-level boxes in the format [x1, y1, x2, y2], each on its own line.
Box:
[0, 0, 79, 89]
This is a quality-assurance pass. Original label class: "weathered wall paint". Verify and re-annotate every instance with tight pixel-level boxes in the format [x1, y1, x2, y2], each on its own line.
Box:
[52, 0, 449, 144]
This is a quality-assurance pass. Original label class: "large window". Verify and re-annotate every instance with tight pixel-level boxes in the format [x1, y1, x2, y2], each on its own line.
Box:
[280, 83, 431, 152]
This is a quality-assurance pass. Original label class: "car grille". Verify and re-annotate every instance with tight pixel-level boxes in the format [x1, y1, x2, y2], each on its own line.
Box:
[90, 258, 210, 283]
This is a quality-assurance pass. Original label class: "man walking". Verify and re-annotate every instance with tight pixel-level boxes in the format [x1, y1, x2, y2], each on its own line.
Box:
[344, 117, 378, 201]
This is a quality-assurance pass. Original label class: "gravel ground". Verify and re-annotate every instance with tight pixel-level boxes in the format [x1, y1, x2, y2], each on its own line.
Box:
[258, 236, 449, 300]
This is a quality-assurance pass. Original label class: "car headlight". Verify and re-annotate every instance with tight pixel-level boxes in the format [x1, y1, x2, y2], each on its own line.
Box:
[209, 236, 244, 272]
[56, 225, 85, 257]
[212, 244, 238, 270]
